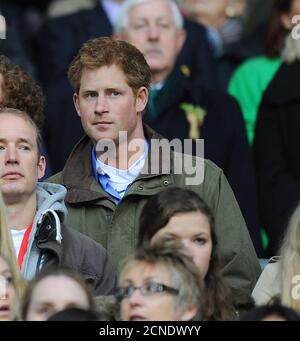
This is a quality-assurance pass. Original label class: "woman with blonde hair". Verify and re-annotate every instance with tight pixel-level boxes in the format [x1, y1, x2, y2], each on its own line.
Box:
[117, 241, 204, 321]
[252, 201, 300, 314]
[0, 192, 25, 319]
[279, 205, 300, 312]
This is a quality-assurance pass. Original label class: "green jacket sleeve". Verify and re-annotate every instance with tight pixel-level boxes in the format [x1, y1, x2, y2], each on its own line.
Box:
[203, 160, 261, 303]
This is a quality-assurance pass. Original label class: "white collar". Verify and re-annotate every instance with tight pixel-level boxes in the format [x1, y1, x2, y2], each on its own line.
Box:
[96, 139, 149, 183]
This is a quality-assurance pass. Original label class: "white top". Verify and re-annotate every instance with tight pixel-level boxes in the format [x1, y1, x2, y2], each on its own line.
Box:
[251, 258, 281, 305]
[10, 228, 26, 258]
[96, 139, 149, 198]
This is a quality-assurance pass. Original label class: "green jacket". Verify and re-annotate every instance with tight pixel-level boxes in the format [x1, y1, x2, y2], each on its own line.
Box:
[48, 125, 261, 304]
[228, 56, 281, 145]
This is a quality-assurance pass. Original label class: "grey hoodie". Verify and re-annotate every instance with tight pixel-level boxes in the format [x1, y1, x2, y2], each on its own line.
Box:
[22, 182, 67, 279]
[21, 182, 117, 295]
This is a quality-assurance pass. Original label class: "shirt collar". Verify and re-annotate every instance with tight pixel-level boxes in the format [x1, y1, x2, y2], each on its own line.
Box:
[151, 81, 165, 91]
[92, 139, 149, 181]
[100, 0, 122, 26]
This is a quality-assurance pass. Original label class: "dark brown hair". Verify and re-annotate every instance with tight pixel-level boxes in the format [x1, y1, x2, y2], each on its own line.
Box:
[68, 37, 151, 95]
[265, 0, 293, 57]
[138, 187, 236, 320]
[0, 55, 44, 129]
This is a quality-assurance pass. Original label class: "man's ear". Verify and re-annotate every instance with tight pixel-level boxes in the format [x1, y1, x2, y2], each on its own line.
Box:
[73, 93, 81, 117]
[135, 87, 148, 113]
[37, 155, 46, 180]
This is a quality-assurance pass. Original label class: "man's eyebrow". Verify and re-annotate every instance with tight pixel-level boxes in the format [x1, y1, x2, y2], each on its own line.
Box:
[0, 138, 33, 144]
[18, 138, 33, 144]
[81, 89, 98, 94]
[105, 86, 120, 91]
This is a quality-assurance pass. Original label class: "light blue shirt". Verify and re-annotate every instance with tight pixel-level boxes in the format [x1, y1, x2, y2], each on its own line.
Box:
[151, 81, 164, 91]
[100, 0, 122, 26]
[206, 27, 224, 58]
[92, 139, 149, 204]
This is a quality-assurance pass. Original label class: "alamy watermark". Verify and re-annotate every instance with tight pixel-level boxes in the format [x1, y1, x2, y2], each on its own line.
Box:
[0, 14, 6, 40]
[95, 132, 205, 186]
[291, 275, 300, 300]
[291, 15, 300, 40]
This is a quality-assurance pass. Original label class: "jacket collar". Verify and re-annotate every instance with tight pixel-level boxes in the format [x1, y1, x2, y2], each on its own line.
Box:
[35, 210, 63, 265]
[61, 124, 174, 204]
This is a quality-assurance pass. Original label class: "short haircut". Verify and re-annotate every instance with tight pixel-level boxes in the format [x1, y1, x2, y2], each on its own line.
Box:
[118, 241, 204, 319]
[68, 37, 151, 94]
[0, 107, 42, 157]
[114, 0, 184, 33]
